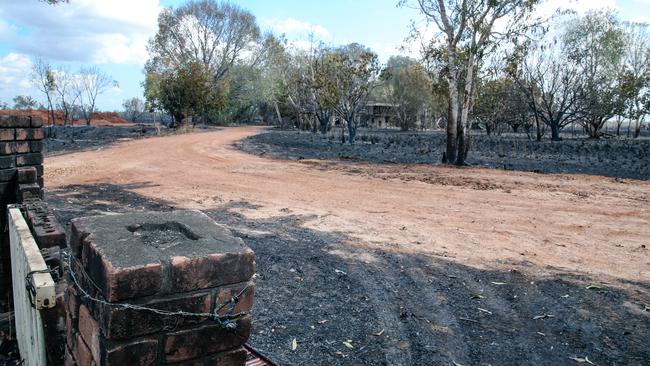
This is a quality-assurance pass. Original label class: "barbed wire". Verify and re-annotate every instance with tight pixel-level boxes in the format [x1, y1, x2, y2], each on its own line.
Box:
[61, 250, 249, 331]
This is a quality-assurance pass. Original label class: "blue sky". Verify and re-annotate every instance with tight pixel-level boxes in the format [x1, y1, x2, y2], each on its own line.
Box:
[0, 0, 648, 111]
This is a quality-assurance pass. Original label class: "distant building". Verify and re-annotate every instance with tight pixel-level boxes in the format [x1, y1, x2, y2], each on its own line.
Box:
[360, 101, 397, 129]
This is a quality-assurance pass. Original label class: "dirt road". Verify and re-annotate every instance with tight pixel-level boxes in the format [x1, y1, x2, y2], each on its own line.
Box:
[46, 127, 650, 365]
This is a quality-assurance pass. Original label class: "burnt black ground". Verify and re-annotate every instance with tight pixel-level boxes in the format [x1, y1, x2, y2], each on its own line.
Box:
[43, 125, 169, 155]
[45, 183, 650, 366]
[44, 124, 219, 156]
[237, 128, 650, 180]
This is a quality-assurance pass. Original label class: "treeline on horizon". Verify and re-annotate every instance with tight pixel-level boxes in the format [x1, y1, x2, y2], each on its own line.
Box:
[12, 0, 650, 161]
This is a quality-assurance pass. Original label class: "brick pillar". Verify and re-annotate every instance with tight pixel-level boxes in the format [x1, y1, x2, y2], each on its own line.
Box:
[0, 114, 44, 310]
[65, 210, 256, 366]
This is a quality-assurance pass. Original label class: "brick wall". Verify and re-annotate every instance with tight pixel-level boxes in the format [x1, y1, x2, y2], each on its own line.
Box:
[65, 211, 256, 366]
[0, 114, 45, 310]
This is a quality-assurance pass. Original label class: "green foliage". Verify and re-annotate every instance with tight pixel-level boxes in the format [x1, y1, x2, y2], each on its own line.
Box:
[564, 9, 626, 137]
[474, 77, 529, 134]
[12, 95, 38, 110]
[619, 21, 650, 137]
[384, 56, 432, 131]
[122, 97, 145, 122]
[144, 0, 261, 124]
[153, 63, 227, 124]
[328, 44, 381, 142]
[408, 0, 546, 164]
[146, 0, 260, 77]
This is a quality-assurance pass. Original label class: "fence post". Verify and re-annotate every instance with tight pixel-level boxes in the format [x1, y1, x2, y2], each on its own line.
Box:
[8, 206, 56, 366]
[65, 210, 256, 365]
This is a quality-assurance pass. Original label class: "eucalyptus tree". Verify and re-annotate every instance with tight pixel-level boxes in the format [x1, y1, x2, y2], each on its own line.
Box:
[259, 36, 290, 126]
[153, 62, 227, 124]
[309, 48, 341, 134]
[262, 42, 321, 131]
[328, 43, 380, 142]
[284, 52, 315, 130]
[619, 22, 650, 138]
[564, 10, 626, 138]
[145, 0, 261, 123]
[473, 76, 529, 135]
[384, 56, 432, 131]
[31, 58, 57, 125]
[12, 95, 38, 110]
[509, 39, 582, 141]
[51, 67, 79, 125]
[146, 0, 260, 79]
[122, 97, 145, 122]
[420, 45, 451, 129]
[75, 67, 117, 125]
[405, 0, 544, 164]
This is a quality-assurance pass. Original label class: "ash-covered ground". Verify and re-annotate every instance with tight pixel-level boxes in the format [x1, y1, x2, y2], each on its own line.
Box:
[237, 128, 650, 180]
[44, 124, 218, 155]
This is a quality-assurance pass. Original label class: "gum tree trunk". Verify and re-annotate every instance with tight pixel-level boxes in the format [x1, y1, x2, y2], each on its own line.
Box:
[455, 55, 476, 166]
[346, 115, 357, 144]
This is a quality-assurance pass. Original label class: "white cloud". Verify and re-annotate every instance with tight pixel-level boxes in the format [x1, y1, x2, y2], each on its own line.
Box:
[0, 53, 35, 105]
[263, 17, 331, 40]
[0, 0, 161, 65]
[370, 42, 404, 63]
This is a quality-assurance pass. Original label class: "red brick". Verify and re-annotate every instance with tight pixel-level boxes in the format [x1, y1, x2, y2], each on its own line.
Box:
[0, 156, 14, 169]
[70, 219, 90, 258]
[15, 128, 44, 140]
[24, 200, 66, 248]
[0, 115, 30, 127]
[66, 310, 76, 348]
[214, 282, 255, 317]
[205, 347, 247, 366]
[83, 237, 162, 302]
[17, 166, 36, 183]
[16, 152, 43, 166]
[103, 338, 158, 366]
[65, 285, 80, 320]
[101, 291, 211, 340]
[0, 129, 13, 141]
[68, 256, 103, 301]
[17, 183, 42, 202]
[73, 334, 96, 366]
[169, 250, 255, 293]
[0, 142, 12, 155]
[79, 304, 101, 363]
[14, 141, 30, 154]
[30, 116, 43, 127]
[163, 316, 251, 363]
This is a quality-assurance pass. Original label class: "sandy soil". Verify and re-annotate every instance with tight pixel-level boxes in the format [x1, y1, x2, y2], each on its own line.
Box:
[45, 127, 650, 365]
